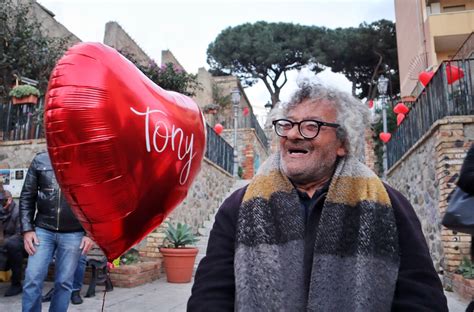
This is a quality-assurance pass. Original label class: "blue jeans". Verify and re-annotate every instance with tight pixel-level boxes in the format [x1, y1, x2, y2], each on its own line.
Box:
[72, 254, 87, 292]
[22, 227, 83, 312]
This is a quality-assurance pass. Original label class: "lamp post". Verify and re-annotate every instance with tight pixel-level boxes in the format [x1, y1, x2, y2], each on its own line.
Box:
[377, 75, 389, 179]
[231, 88, 241, 177]
[264, 101, 273, 114]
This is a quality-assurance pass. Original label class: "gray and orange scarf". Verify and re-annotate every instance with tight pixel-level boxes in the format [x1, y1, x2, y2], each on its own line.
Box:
[235, 154, 400, 311]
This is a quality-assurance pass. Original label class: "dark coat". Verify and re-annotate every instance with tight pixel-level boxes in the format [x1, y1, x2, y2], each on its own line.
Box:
[457, 144, 474, 195]
[0, 201, 21, 239]
[19, 152, 83, 233]
[188, 184, 448, 312]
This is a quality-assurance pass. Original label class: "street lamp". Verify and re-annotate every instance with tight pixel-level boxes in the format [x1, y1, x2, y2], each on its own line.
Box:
[377, 74, 389, 179]
[231, 88, 241, 177]
[264, 101, 273, 114]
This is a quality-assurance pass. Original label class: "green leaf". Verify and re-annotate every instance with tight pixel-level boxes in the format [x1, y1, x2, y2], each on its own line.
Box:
[163, 221, 197, 248]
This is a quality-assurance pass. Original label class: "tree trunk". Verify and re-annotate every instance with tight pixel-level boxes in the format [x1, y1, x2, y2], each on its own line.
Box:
[368, 51, 384, 99]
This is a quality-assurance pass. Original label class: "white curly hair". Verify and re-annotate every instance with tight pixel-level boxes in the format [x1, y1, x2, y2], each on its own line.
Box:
[269, 73, 369, 159]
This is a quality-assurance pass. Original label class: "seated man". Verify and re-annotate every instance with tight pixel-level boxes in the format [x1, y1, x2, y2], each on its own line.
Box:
[0, 190, 24, 296]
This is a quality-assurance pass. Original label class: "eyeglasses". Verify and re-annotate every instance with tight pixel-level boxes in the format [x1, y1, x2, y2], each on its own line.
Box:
[272, 119, 340, 139]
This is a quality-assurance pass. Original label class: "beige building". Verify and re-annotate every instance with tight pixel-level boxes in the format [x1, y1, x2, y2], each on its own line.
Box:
[394, 0, 474, 98]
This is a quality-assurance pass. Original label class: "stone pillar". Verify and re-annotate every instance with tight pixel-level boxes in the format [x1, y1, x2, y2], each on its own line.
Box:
[436, 119, 474, 272]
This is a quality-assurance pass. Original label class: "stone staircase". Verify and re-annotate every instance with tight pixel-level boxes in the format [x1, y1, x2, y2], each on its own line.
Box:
[193, 179, 250, 273]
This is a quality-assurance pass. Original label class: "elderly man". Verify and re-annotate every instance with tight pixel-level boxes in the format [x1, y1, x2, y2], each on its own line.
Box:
[0, 190, 24, 297]
[188, 79, 448, 311]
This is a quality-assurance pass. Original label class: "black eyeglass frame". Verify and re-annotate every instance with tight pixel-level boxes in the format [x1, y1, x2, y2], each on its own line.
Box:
[272, 118, 340, 139]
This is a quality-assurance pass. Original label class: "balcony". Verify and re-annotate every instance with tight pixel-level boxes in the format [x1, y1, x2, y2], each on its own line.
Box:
[387, 58, 474, 168]
[426, 10, 474, 53]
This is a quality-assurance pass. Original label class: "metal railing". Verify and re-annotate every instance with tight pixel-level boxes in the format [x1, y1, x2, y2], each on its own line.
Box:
[205, 123, 234, 174]
[0, 98, 44, 141]
[249, 112, 268, 147]
[387, 58, 474, 168]
[218, 108, 269, 148]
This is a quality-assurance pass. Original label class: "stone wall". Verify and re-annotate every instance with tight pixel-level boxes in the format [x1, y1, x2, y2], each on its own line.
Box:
[104, 21, 151, 67]
[387, 116, 474, 273]
[0, 139, 47, 169]
[161, 50, 185, 70]
[387, 126, 443, 271]
[27, 0, 81, 45]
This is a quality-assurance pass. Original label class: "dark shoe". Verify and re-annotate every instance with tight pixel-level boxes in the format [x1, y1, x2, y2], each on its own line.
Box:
[41, 288, 54, 302]
[4, 284, 22, 297]
[71, 290, 83, 305]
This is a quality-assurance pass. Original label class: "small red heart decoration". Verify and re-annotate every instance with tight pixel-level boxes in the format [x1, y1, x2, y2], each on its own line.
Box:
[242, 107, 249, 116]
[379, 132, 391, 143]
[214, 123, 224, 135]
[367, 99, 374, 109]
[419, 71, 434, 87]
[44, 43, 206, 260]
[396, 113, 405, 126]
[446, 64, 464, 84]
[393, 102, 409, 115]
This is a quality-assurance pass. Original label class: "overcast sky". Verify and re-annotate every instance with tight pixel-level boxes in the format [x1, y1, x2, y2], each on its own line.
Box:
[37, 0, 395, 120]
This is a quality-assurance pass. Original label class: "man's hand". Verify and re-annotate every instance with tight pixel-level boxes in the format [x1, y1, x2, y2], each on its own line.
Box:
[80, 236, 94, 255]
[23, 231, 39, 255]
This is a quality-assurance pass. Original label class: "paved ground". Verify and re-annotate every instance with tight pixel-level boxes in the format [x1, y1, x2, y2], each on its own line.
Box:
[0, 278, 192, 312]
[0, 278, 469, 311]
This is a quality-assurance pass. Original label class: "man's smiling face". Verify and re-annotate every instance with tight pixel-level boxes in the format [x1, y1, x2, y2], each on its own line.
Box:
[279, 99, 346, 185]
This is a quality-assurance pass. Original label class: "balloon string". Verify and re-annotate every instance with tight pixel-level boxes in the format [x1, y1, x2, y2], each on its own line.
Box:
[102, 289, 107, 312]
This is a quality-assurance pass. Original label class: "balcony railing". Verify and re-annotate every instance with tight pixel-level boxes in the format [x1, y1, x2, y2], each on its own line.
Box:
[0, 98, 44, 141]
[387, 58, 474, 168]
[249, 111, 268, 148]
[205, 123, 234, 174]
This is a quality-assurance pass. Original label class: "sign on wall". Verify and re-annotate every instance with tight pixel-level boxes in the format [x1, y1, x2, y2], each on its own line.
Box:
[0, 168, 28, 198]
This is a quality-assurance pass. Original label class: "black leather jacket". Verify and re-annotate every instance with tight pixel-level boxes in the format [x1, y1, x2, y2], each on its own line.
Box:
[19, 152, 83, 233]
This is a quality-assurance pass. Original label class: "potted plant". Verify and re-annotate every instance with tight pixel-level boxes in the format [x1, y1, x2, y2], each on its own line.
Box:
[9, 85, 40, 105]
[159, 221, 199, 283]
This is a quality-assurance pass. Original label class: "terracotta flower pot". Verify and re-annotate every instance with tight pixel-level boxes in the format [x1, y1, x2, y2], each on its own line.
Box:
[12, 95, 38, 105]
[160, 247, 198, 283]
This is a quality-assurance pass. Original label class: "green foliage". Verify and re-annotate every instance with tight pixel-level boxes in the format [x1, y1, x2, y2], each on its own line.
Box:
[207, 21, 326, 105]
[456, 257, 474, 279]
[120, 248, 140, 265]
[207, 20, 398, 103]
[143, 62, 201, 97]
[237, 166, 244, 179]
[321, 19, 399, 99]
[163, 221, 198, 248]
[119, 50, 201, 97]
[0, 0, 70, 102]
[9, 85, 40, 98]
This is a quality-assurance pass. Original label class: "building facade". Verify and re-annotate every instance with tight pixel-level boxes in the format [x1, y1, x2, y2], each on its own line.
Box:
[395, 0, 473, 98]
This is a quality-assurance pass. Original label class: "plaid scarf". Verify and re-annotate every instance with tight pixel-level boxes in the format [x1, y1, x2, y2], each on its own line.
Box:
[235, 154, 399, 311]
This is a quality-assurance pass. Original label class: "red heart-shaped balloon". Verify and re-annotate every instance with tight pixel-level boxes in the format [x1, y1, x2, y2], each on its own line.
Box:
[396, 113, 405, 126]
[419, 71, 434, 87]
[393, 102, 409, 115]
[367, 99, 374, 109]
[446, 64, 464, 84]
[44, 43, 206, 260]
[379, 132, 391, 143]
[214, 123, 224, 135]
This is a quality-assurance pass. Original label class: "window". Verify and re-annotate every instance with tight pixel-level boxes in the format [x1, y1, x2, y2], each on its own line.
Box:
[443, 5, 466, 13]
